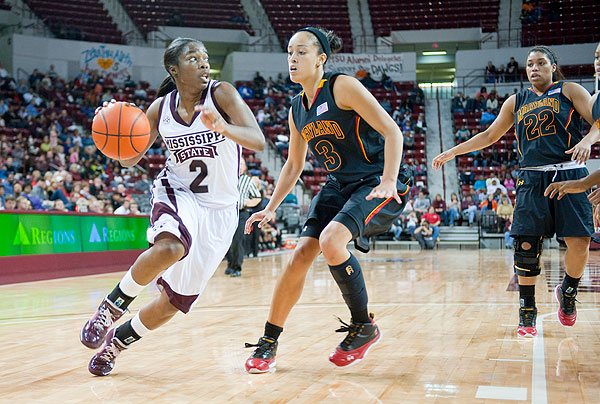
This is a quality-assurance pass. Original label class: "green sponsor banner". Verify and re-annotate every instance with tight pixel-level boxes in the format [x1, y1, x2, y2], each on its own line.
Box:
[0, 212, 149, 257]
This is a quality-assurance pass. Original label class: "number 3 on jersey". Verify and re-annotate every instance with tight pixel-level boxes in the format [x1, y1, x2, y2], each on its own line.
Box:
[315, 139, 342, 171]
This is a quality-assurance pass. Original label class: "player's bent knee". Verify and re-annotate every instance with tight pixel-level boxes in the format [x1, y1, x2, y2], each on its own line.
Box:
[513, 236, 543, 277]
[153, 239, 186, 263]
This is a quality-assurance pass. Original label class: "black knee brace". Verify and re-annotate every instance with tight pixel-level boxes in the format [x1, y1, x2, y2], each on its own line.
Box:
[513, 236, 543, 277]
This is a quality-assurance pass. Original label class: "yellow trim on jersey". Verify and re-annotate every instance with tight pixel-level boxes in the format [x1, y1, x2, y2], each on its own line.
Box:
[355, 117, 371, 163]
[565, 108, 575, 148]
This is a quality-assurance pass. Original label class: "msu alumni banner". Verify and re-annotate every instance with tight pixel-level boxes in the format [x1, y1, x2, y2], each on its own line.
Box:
[0, 212, 149, 257]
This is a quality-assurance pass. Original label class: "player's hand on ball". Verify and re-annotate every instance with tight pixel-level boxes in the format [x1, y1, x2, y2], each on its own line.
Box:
[588, 188, 600, 205]
[432, 150, 456, 170]
[566, 139, 591, 165]
[245, 209, 276, 234]
[197, 105, 227, 133]
[544, 179, 588, 200]
[95, 99, 117, 115]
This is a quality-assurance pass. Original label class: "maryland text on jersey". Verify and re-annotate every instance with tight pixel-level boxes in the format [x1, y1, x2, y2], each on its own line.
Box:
[301, 120, 345, 142]
[164, 130, 226, 163]
[516, 97, 560, 123]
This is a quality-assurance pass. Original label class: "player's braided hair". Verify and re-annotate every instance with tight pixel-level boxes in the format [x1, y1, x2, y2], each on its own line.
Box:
[528, 45, 565, 81]
[158, 37, 206, 97]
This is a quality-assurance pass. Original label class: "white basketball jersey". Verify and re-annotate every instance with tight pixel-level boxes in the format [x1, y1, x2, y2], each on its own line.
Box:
[157, 80, 241, 209]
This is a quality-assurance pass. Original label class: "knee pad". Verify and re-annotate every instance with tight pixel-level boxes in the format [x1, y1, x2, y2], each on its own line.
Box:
[513, 236, 543, 277]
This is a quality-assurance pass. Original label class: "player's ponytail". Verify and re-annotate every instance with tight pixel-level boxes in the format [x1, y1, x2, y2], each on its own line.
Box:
[157, 75, 176, 97]
[320, 28, 343, 54]
[528, 45, 565, 81]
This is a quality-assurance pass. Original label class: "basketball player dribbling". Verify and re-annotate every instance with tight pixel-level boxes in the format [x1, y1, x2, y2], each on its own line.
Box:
[244, 27, 412, 373]
[80, 37, 265, 376]
[434, 45, 599, 338]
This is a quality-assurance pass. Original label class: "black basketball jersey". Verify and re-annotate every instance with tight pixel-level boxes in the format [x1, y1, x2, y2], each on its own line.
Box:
[291, 72, 385, 184]
[592, 93, 600, 122]
[514, 81, 583, 167]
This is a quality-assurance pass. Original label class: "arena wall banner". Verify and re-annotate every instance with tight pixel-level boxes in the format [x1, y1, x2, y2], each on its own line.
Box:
[326, 53, 404, 81]
[0, 212, 149, 257]
[80, 44, 134, 81]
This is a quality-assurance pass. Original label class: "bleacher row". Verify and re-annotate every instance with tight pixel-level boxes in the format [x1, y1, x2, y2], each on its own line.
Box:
[5, 0, 597, 50]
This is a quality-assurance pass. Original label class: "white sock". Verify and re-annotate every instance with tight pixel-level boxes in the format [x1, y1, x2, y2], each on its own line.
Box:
[119, 267, 145, 298]
[131, 312, 151, 337]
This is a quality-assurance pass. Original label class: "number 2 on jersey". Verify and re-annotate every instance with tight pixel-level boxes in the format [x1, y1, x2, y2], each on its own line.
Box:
[190, 160, 208, 193]
[315, 139, 342, 171]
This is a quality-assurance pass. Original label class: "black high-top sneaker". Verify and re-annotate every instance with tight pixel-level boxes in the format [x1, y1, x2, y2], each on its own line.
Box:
[517, 306, 537, 338]
[245, 337, 278, 373]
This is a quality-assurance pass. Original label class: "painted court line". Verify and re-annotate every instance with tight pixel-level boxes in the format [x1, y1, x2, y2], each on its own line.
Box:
[489, 358, 530, 362]
[476, 386, 527, 401]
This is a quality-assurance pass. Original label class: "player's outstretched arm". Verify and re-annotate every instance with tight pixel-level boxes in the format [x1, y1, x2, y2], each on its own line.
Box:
[432, 95, 516, 170]
[245, 109, 307, 233]
[197, 81, 265, 152]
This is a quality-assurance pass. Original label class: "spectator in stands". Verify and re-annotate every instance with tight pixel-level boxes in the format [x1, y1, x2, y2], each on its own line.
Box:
[487, 177, 507, 196]
[3, 195, 16, 210]
[381, 73, 393, 91]
[452, 92, 466, 112]
[502, 173, 515, 191]
[520, 0, 539, 24]
[447, 193, 461, 226]
[134, 83, 147, 101]
[504, 216, 514, 248]
[406, 211, 419, 235]
[379, 97, 392, 114]
[413, 190, 430, 214]
[422, 206, 441, 241]
[130, 202, 142, 215]
[4, 103, 25, 128]
[432, 193, 447, 225]
[0, 99, 8, 116]
[485, 61, 497, 83]
[134, 173, 151, 194]
[473, 176, 487, 193]
[22, 183, 43, 210]
[506, 57, 519, 82]
[480, 108, 497, 125]
[486, 93, 499, 114]
[461, 194, 478, 226]
[480, 193, 497, 213]
[0, 184, 4, 207]
[359, 72, 378, 89]
[414, 219, 435, 249]
[0, 61, 8, 78]
[52, 199, 68, 212]
[476, 188, 487, 205]
[16, 195, 32, 211]
[497, 65, 505, 83]
[114, 199, 131, 215]
[89, 199, 104, 214]
[414, 113, 427, 133]
[497, 195, 514, 220]
[403, 130, 415, 148]
[456, 124, 470, 142]
[476, 86, 488, 100]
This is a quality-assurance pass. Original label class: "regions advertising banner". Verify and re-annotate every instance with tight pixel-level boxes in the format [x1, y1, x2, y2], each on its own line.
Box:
[1, 212, 149, 257]
[326, 53, 404, 81]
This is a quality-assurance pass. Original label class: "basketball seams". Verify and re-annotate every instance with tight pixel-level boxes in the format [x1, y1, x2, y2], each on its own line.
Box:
[117, 103, 122, 160]
[129, 109, 144, 154]
[99, 110, 110, 151]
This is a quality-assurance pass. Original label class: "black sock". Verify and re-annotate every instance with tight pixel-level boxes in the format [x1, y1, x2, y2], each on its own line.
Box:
[561, 273, 580, 295]
[329, 253, 370, 323]
[519, 284, 536, 308]
[107, 283, 136, 311]
[114, 320, 141, 346]
[264, 321, 283, 341]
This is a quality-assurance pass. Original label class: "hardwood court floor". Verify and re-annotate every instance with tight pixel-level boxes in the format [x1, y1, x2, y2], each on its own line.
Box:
[0, 249, 599, 404]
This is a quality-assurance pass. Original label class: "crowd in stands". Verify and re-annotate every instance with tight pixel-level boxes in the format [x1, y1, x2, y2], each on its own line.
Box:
[483, 57, 520, 83]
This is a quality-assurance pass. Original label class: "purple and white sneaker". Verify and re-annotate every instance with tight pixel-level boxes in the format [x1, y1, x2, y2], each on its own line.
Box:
[80, 297, 125, 349]
[88, 329, 127, 376]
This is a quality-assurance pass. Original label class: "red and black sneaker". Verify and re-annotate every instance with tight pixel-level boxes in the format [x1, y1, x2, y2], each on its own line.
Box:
[329, 314, 381, 367]
[555, 285, 577, 327]
[245, 337, 278, 373]
[81, 296, 126, 349]
[88, 328, 127, 376]
[517, 306, 537, 338]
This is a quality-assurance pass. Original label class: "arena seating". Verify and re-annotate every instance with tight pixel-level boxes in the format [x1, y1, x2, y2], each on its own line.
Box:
[260, 0, 353, 53]
[0, 0, 11, 11]
[23, 0, 126, 44]
[119, 0, 252, 37]
[368, 0, 499, 36]
[521, 0, 599, 46]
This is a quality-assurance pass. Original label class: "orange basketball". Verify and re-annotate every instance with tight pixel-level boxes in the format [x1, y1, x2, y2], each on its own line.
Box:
[91, 102, 151, 160]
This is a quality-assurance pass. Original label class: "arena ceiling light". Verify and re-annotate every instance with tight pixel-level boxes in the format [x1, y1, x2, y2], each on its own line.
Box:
[422, 51, 447, 56]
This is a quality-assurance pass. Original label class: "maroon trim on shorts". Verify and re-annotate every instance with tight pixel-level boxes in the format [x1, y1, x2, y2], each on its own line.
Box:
[160, 177, 177, 209]
[210, 81, 232, 124]
[150, 202, 192, 259]
[156, 277, 198, 314]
